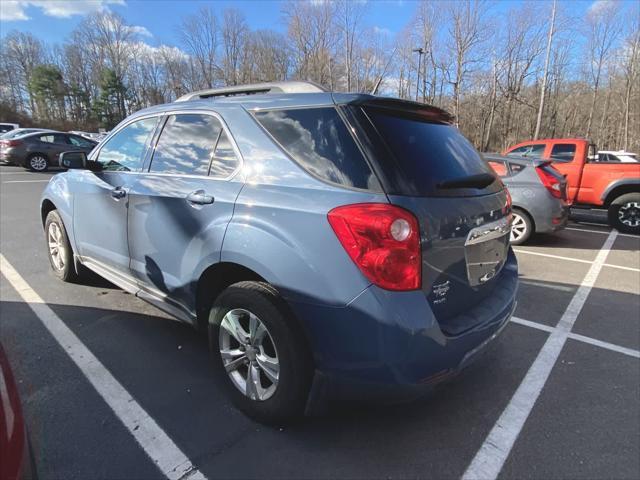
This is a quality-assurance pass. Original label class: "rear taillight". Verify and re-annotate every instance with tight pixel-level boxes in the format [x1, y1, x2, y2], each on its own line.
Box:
[536, 166, 563, 199]
[327, 203, 421, 291]
[0, 140, 22, 147]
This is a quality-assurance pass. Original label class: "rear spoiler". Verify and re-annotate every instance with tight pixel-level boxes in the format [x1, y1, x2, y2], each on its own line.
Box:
[485, 153, 552, 168]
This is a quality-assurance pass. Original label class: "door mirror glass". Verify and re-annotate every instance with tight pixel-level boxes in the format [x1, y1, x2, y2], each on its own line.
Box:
[59, 151, 87, 169]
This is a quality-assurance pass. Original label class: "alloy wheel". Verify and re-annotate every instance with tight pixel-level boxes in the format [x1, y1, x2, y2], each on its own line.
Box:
[618, 201, 640, 228]
[47, 221, 66, 271]
[219, 308, 279, 401]
[30, 155, 47, 171]
[510, 212, 527, 242]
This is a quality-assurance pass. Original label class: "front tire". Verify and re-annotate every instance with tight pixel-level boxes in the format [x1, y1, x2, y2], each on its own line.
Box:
[27, 154, 48, 172]
[608, 193, 640, 234]
[510, 208, 533, 245]
[208, 281, 312, 424]
[45, 210, 78, 282]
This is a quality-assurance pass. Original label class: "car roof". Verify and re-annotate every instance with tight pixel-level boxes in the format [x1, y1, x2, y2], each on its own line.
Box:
[129, 82, 453, 123]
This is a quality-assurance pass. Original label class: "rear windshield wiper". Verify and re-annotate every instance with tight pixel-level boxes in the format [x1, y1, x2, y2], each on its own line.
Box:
[437, 173, 496, 190]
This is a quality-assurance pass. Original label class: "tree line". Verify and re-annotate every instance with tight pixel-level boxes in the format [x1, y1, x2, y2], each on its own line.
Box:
[1, 0, 638, 152]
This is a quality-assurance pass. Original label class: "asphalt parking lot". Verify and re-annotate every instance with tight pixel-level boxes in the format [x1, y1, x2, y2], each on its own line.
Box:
[1, 165, 638, 480]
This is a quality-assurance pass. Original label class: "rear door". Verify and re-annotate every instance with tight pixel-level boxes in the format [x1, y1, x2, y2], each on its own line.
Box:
[547, 142, 581, 203]
[127, 112, 244, 318]
[350, 104, 513, 335]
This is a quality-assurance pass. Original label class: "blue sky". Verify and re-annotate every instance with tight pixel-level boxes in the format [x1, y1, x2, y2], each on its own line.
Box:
[0, 0, 634, 49]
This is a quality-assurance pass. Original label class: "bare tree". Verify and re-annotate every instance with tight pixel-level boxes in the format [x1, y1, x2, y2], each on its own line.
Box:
[620, 23, 640, 150]
[221, 8, 248, 86]
[446, 0, 490, 125]
[584, 0, 622, 138]
[179, 6, 220, 88]
[534, 0, 556, 139]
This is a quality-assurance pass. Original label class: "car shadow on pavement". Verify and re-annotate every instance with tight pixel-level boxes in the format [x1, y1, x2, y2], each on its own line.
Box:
[1, 273, 638, 478]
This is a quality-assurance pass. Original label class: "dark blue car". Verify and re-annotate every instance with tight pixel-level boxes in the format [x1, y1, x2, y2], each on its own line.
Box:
[41, 82, 518, 423]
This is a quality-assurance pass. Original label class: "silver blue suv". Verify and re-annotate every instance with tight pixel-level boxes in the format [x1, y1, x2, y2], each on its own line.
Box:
[41, 82, 518, 423]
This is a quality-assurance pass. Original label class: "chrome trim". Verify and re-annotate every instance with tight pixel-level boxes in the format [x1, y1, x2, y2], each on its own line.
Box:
[465, 216, 512, 246]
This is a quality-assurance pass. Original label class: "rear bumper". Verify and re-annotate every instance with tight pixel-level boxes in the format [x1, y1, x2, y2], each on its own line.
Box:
[531, 200, 569, 234]
[291, 250, 518, 404]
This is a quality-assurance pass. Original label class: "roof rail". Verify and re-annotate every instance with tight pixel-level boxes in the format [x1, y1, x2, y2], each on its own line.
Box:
[175, 81, 327, 102]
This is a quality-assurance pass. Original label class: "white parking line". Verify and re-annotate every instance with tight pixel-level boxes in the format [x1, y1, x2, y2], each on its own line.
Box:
[566, 226, 639, 239]
[510, 316, 639, 359]
[0, 255, 207, 480]
[513, 249, 592, 264]
[463, 230, 618, 480]
[514, 249, 640, 273]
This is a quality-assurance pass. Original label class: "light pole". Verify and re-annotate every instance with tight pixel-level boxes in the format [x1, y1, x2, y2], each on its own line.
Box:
[413, 47, 424, 102]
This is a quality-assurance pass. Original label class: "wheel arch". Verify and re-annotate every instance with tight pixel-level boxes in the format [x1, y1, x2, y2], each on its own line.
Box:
[512, 205, 536, 232]
[195, 261, 315, 369]
[603, 183, 640, 206]
[41, 198, 57, 227]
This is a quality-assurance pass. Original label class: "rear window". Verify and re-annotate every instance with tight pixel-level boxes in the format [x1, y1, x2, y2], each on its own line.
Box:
[550, 144, 576, 162]
[361, 107, 497, 196]
[488, 160, 508, 177]
[254, 107, 380, 191]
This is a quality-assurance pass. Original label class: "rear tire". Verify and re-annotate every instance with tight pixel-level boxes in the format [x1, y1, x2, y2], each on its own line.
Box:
[208, 281, 312, 425]
[510, 208, 533, 245]
[44, 210, 79, 282]
[608, 193, 640, 234]
[27, 154, 48, 172]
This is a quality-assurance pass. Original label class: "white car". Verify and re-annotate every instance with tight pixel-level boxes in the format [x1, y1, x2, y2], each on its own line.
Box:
[0, 123, 19, 134]
[597, 150, 638, 163]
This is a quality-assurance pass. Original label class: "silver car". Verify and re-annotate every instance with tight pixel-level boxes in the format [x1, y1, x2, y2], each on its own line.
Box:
[485, 154, 568, 244]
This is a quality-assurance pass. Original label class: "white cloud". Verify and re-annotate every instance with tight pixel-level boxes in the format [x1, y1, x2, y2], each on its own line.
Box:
[127, 25, 152, 38]
[373, 26, 393, 37]
[587, 0, 616, 17]
[0, 1, 30, 21]
[0, 0, 125, 22]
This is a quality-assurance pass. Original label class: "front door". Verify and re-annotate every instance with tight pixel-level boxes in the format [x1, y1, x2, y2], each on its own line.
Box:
[73, 117, 159, 276]
[127, 113, 244, 317]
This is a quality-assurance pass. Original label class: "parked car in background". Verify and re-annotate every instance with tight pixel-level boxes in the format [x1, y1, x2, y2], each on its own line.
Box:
[485, 154, 568, 244]
[0, 344, 36, 480]
[504, 138, 640, 233]
[1, 128, 54, 141]
[41, 81, 517, 423]
[0, 123, 19, 134]
[69, 131, 108, 142]
[0, 131, 97, 171]
[596, 150, 638, 163]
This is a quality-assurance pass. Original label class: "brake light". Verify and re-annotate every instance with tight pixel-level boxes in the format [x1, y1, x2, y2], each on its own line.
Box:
[536, 166, 563, 199]
[0, 140, 22, 147]
[327, 203, 421, 291]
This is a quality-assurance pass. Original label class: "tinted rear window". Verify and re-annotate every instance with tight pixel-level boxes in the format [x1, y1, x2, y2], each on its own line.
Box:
[254, 107, 380, 191]
[362, 107, 496, 196]
[550, 143, 576, 162]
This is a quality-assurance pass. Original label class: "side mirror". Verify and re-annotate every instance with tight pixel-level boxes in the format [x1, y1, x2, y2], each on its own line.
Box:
[59, 151, 87, 169]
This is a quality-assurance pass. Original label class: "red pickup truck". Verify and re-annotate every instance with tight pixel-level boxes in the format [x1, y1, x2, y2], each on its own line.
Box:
[503, 138, 640, 233]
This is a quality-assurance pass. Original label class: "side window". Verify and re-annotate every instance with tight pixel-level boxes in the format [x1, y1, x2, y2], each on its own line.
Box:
[97, 117, 158, 172]
[508, 144, 545, 157]
[254, 107, 380, 191]
[54, 134, 71, 144]
[69, 135, 95, 148]
[488, 160, 508, 177]
[550, 144, 576, 162]
[209, 130, 240, 178]
[38, 134, 55, 143]
[150, 113, 225, 176]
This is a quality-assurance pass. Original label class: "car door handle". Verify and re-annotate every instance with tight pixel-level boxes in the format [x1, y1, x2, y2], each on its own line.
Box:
[186, 190, 214, 205]
[111, 187, 127, 200]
